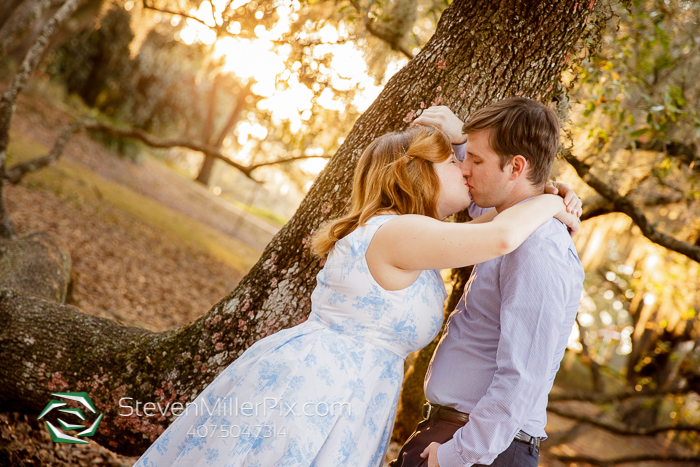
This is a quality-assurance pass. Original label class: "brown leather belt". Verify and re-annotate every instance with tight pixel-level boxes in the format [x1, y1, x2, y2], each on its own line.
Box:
[422, 402, 541, 451]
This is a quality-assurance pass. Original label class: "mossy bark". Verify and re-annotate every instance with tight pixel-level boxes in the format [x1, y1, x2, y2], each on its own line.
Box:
[0, 232, 71, 303]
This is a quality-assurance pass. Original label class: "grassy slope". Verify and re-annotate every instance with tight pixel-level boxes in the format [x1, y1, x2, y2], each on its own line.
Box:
[7, 134, 260, 275]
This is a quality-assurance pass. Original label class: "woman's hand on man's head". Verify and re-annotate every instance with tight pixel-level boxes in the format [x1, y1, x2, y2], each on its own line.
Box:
[412, 106, 468, 145]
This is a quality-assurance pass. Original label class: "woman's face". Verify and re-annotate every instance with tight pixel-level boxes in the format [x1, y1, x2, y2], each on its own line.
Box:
[433, 151, 472, 219]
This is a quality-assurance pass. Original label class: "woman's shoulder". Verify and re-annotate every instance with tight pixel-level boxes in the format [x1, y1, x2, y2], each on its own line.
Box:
[334, 214, 400, 252]
[351, 214, 401, 233]
[365, 213, 400, 223]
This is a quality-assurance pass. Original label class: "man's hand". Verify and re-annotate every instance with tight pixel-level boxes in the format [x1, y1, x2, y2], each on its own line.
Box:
[412, 106, 467, 145]
[545, 181, 582, 217]
[420, 442, 441, 467]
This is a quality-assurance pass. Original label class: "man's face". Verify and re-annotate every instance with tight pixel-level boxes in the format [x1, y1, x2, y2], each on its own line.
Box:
[461, 129, 512, 209]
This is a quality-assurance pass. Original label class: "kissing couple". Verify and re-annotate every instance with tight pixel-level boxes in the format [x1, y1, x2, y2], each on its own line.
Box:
[133, 97, 585, 467]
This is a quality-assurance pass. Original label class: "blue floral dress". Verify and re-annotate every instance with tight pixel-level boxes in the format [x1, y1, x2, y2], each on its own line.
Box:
[133, 215, 447, 467]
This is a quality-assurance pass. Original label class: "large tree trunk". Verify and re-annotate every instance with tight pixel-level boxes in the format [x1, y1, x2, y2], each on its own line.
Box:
[0, 0, 599, 456]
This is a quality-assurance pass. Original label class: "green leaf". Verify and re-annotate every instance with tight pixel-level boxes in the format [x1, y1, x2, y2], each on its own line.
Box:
[629, 127, 649, 138]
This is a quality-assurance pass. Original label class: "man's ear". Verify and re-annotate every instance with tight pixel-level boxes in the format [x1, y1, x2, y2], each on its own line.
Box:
[508, 155, 528, 180]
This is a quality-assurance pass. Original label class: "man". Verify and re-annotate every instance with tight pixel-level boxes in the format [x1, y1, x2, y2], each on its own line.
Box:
[389, 98, 585, 467]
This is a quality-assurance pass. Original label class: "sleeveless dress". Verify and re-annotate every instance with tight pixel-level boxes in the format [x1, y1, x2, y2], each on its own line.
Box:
[132, 215, 447, 467]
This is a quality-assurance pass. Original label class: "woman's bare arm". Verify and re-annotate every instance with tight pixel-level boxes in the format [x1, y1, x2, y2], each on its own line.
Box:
[369, 194, 577, 272]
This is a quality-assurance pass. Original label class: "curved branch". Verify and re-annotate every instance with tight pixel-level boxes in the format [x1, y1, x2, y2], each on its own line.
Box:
[563, 149, 700, 263]
[141, 0, 217, 31]
[84, 121, 331, 177]
[363, 20, 414, 59]
[4, 121, 79, 184]
[581, 192, 684, 221]
[82, 120, 259, 180]
[547, 404, 700, 436]
[550, 453, 700, 466]
[247, 155, 331, 171]
[348, 0, 414, 59]
[549, 387, 696, 403]
[4, 119, 332, 184]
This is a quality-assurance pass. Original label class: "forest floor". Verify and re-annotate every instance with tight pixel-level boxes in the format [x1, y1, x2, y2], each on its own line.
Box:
[1, 79, 698, 466]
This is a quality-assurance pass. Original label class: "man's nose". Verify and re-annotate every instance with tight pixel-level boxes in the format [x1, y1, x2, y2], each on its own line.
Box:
[460, 159, 471, 176]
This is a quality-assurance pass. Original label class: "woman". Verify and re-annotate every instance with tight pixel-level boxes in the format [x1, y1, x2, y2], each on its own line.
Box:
[132, 126, 580, 467]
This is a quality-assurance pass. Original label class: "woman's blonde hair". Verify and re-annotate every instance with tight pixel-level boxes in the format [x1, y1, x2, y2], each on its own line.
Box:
[311, 125, 453, 256]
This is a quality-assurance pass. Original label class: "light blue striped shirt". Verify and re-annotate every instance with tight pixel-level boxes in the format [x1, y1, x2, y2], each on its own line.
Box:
[426, 198, 584, 467]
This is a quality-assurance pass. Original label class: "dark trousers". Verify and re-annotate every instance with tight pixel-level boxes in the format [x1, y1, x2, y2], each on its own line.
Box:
[388, 417, 539, 467]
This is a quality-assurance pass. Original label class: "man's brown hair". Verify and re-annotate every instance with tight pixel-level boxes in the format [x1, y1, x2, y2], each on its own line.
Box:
[462, 97, 559, 187]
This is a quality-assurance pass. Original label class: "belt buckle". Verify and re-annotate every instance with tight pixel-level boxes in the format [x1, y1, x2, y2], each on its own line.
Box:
[422, 402, 433, 420]
[527, 434, 540, 452]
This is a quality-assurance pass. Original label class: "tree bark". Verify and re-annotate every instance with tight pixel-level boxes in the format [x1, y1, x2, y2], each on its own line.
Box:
[0, 0, 599, 456]
[0, 0, 55, 57]
[0, 232, 71, 303]
[0, 0, 26, 31]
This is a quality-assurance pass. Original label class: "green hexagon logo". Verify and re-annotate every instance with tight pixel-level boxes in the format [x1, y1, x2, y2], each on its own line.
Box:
[38, 392, 103, 444]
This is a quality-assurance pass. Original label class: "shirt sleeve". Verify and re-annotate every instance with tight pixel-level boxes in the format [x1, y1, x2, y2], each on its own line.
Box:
[436, 238, 569, 467]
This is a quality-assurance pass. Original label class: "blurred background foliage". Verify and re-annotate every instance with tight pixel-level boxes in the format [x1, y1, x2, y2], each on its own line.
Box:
[560, 0, 700, 432]
[12, 0, 448, 218]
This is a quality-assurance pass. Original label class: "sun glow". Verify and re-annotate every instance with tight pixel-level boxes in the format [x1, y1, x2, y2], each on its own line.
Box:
[177, 0, 397, 134]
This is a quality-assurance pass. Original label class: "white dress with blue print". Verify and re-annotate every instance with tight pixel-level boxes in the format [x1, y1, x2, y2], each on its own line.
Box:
[133, 215, 447, 467]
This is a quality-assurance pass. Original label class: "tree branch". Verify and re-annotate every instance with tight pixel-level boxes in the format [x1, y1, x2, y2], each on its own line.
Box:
[0, 0, 86, 239]
[0, 0, 85, 162]
[82, 120, 260, 180]
[581, 191, 684, 221]
[141, 0, 219, 31]
[547, 404, 700, 436]
[563, 149, 700, 263]
[4, 121, 79, 184]
[247, 154, 330, 171]
[363, 20, 414, 59]
[3, 119, 332, 184]
[348, 0, 414, 59]
[549, 387, 696, 403]
[550, 453, 700, 466]
[627, 139, 698, 168]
